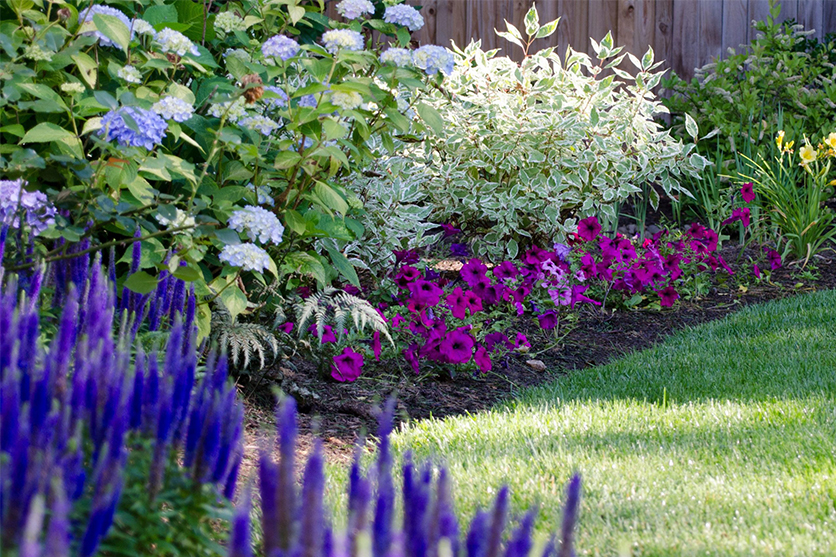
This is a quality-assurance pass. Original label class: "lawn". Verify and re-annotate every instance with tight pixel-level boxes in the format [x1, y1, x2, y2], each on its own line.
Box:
[385, 290, 836, 556]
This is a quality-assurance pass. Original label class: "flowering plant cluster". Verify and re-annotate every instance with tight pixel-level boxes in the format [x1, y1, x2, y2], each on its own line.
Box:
[402, 6, 706, 261]
[0, 0, 450, 337]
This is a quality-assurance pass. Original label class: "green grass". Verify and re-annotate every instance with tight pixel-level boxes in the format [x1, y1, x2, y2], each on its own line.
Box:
[384, 291, 836, 556]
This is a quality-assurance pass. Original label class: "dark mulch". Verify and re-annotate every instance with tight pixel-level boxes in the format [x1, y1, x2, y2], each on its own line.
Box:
[241, 246, 836, 466]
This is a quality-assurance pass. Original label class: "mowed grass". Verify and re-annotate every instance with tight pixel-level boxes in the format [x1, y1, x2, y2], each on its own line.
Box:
[385, 291, 836, 556]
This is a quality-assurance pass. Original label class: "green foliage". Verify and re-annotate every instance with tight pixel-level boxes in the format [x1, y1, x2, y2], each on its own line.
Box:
[0, 0, 442, 338]
[405, 11, 703, 261]
[663, 0, 836, 158]
[210, 300, 281, 371]
[296, 286, 391, 345]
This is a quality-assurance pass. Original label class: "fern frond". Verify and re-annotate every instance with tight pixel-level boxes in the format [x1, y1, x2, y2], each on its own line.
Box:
[294, 287, 393, 347]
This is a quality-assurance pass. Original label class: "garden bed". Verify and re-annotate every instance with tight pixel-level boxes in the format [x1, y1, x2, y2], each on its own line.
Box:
[241, 246, 836, 464]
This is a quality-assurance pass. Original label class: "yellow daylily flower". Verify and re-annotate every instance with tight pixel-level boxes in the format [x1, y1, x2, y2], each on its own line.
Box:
[776, 130, 785, 150]
[825, 132, 836, 150]
[798, 144, 816, 165]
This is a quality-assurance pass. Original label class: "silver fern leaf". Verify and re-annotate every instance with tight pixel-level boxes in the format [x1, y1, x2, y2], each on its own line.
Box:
[210, 301, 281, 372]
[296, 287, 393, 346]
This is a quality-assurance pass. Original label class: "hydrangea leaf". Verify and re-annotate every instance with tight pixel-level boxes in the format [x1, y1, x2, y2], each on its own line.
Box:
[20, 122, 75, 144]
[93, 13, 130, 51]
[123, 270, 158, 294]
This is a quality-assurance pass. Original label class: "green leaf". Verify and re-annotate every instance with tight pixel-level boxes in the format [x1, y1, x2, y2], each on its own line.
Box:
[281, 252, 327, 285]
[20, 122, 75, 144]
[507, 238, 519, 259]
[685, 113, 699, 141]
[284, 209, 307, 235]
[396, 27, 411, 47]
[523, 4, 539, 37]
[288, 4, 306, 24]
[173, 265, 202, 282]
[325, 244, 360, 287]
[219, 285, 248, 320]
[322, 118, 347, 140]
[123, 271, 157, 294]
[143, 4, 179, 26]
[275, 151, 302, 170]
[93, 13, 131, 51]
[535, 17, 560, 39]
[641, 46, 655, 70]
[416, 103, 444, 135]
[314, 181, 348, 214]
[495, 30, 525, 50]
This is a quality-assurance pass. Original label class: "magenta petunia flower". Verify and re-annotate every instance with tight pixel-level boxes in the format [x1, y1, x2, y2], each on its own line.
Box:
[577, 216, 602, 242]
[372, 331, 381, 362]
[441, 223, 461, 237]
[658, 286, 679, 307]
[309, 324, 337, 343]
[331, 347, 364, 382]
[395, 265, 421, 288]
[740, 182, 756, 204]
[278, 322, 294, 334]
[548, 287, 572, 307]
[514, 332, 531, 350]
[721, 207, 751, 228]
[439, 329, 474, 364]
[492, 261, 518, 281]
[483, 332, 511, 352]
[765, 247, 782, 270]
[403, 343, 420, 374]
[343, 284, 362, 295]
[753, 264, 761, 278]
[522, 245, 549, 266]
[571, 284, 601, 308]
[393, 249, 420, 265]
[445, 287, 469, 319]
[463, 290, 483, 313]
[460, 258, 488, 286]
[450, 243, 469, 257]
[481, 283, 504, 305]
[579, 252, 597, 279]
[474, 345, 492, 373]
[408, 279, 443, 306]
[537, 311, 558, 330]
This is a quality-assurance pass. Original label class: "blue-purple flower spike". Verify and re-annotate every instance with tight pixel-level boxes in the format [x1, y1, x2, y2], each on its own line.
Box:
[228, 484, 253, 557]
[277, 396, 298, 552]
[373, 398, 397, 557]
[557, 474, 581, 557]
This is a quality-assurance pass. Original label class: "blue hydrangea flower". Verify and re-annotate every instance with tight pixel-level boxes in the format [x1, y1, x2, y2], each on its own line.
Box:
[0, 179, 56, 235]
[412, 45, 454, 76]
[380, 47, 413, 67]
[152, 96, 194, 122]
[131, 18, 155, 36]
[117, 65, 142, 84]
[298, 94, 318, 108]
[261, 35, 300, 63]
[336, 0, 374, 20]
[330, 91, 363, 111]
[239, 115, 280, 136]
[154, 28, 199, 57]
[262, 86, 288, 108]
[246, 183, 273, 206]
[219, 243, 272, 272]
[383, 4, 424, 31]
[321, 29, 364, 54]
[100, 106, 168, 150]
[80, 5, 133, 49]
[228, 205, 284, 245]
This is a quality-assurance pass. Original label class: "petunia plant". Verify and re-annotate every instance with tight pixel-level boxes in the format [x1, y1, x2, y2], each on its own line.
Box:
[0, 0, 449, 337]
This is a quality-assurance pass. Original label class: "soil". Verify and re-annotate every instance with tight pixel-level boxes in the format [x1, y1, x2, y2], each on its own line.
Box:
[238, 243, 836, 471]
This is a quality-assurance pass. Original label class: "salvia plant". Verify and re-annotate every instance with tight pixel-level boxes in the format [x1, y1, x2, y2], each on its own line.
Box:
[402, 4, 706, 261]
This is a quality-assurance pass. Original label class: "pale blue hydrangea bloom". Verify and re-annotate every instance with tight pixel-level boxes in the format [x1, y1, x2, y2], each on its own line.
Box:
[337, 0, 374, 20]
[321, 29, 364, 54]
[330, 91, 363, 111]
[228, 205, 285, 245]
[0, 179, 56, 235]
[154, 28, 199, 57]
[152, 96, 194, 122]
[208, 97, 248, 122]
[131, 18, 155, 36]
[219, 243, 272, 272]
[100, 106, 168, 150]
[262, 86, 288, 108]
[380, 47, 413, 67]
[246, 183, 273, 206]
[117, 65, 142, 84]
[215, 12, 247, 35]
[156, 208, 195, 232]
[298, 94, 318, 108]
[412, 45, 454, 76]
[261, 35, 300, 63]
[383, 4, 424, 31]
[239, 115, 280, 136]
[80, 5, 133, 49]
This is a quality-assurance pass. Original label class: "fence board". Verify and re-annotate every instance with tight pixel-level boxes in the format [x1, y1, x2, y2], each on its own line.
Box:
[777, 0, 799, 25]
[416, 0, 438, 46]
[749, 0, 772, 31]
[588, 0, 620, 55]
[722, 0, 751, 53]
[798, 0, 824, 40]
[825, 0, 836, 35]
[654, 0, 674, 73]
[617, 0, 638, 57]
[672, 0, 701, 76]
[435, 0, 468, 49]
[699, 0, 724, 67]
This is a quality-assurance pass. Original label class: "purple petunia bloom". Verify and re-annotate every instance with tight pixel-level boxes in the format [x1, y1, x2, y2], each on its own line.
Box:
[721, 207, 751, 228]
[658, 285, 679, 307]
[474, 345, 491, 373]
[439, 329, 474, 364]
[492, 261, 518, 281]
[577, 216, 602, 242]
[537, 311, 558, 330]
[450, 243, 469, 257]
[460, 258, 488, 287]
[765, 247, 782, 270]
[740, 182, 756, 204]
[332, 347, 364, 382]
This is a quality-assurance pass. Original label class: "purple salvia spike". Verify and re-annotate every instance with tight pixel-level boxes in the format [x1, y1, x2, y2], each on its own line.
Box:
[52, 287, 79, 389]
[373, 398, 397, 557]
[80, 471, 123, 557]
[259, 448, 281, 557]
[228, 484, 253, 557]
[45, 477, 71, 557]
[26, 262, 44, 308]
[299, 439, 326, 557]
[0, 366, 20, 451]
[465, 510, 488, 557]
[142, 353, 160, 435]
[149, 269, 169, 332]
[224, 450, 242, 500]
[0, 223, 8, 264]
[168, 277, 186, 326]
[19, 492, 45, 557]
[211, 389, 242, 484]
[63, 431, 87, 501]
[430, 469, 458, 557]
[485, 487, 509, 557]
[184, 284, 196, 335]
[277, 396, 298, 552]
[347, 443, 371, 557]
[540, 538, 556, 557]
[193, 397, 223, 482]
[557, 475, 581, 557]
[504, 509, 537, 557]
[109, 246, 118, 302]
[130, 348, 146, 429]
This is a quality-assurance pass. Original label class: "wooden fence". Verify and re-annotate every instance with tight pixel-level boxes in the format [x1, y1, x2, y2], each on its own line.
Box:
[329, 1, 836, 80]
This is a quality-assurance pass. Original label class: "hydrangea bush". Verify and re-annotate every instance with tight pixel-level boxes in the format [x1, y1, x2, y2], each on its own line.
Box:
[403, 6, 706, 261]
[0, 0, 449, 338]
